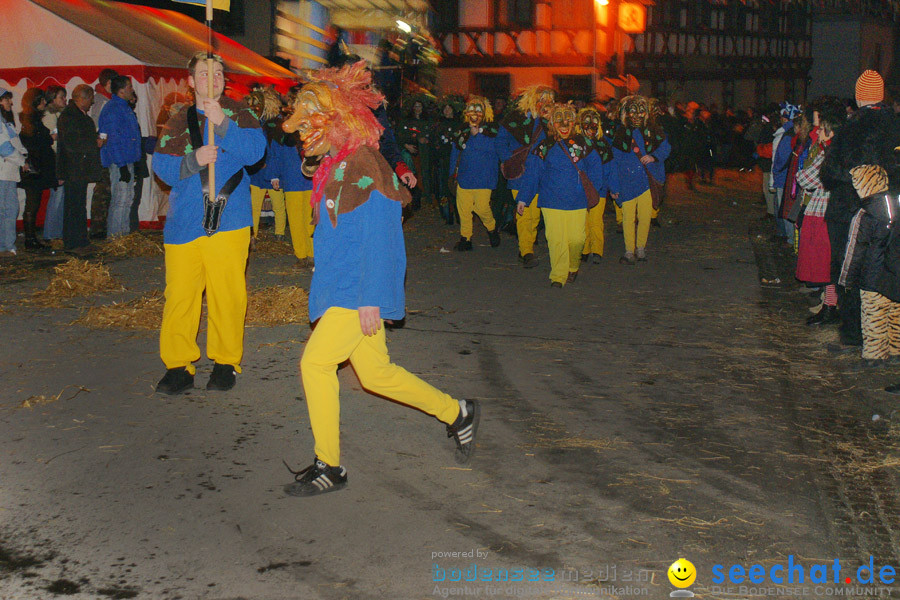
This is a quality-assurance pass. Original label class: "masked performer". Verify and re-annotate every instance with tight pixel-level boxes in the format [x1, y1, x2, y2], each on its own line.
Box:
[515, 103, 618, 287]
[281, 61, 479, 496]
[449, 95, 503, 251]
[245, 87, 286, 243]
[498, 86, 555, 267]
[153, 53, 266, 394]
[578, 106, 607, 264]
[608, 95, 670, 264]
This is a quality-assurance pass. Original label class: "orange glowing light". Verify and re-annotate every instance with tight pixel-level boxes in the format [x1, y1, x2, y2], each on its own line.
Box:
[618, 2, 646, 33]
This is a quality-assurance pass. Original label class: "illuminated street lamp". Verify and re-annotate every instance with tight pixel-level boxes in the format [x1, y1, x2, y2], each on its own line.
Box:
[396, 19, 412, 33]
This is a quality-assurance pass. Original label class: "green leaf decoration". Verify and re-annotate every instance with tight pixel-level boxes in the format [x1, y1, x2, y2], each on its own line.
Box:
[185, 143, 193, 154]
[222, 108, 235, 117]
[334, 167, 345, 182]
[509, 121, 517, 128]
[159, 134, 171, 148]
[524, 135, 530, 143]
[354, 176, 374, 189]
[392, 173, 400, 190]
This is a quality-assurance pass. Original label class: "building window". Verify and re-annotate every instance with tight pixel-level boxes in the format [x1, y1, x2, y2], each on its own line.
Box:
[474, 73, 511, 100]
[552, 0, 592, 29]
[495, 0, 534, 28]
[432, 0, 459, 31]
[554, 74, 591, 101]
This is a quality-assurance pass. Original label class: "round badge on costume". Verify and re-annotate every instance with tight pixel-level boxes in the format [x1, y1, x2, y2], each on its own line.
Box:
[326, 199, 335, 209]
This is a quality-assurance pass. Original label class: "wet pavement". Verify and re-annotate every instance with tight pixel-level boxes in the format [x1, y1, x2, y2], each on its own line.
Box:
[2, 169, 900, 599]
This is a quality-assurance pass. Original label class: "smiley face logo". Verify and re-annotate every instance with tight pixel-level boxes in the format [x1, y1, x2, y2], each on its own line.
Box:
[668, 558, 696, 588]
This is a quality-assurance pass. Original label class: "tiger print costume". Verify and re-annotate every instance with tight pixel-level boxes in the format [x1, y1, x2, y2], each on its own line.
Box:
[841, 165, 900, 361]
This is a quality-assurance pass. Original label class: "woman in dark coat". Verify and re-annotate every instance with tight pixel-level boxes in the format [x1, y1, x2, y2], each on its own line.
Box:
[18, 88, 57, 250]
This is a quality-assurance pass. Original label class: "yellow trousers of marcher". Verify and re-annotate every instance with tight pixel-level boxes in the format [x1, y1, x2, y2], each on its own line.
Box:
[160, 227, 250, 375]
[542, 208, 586, 285]
[515, 190, 541, 255]
[250, 185, 286, 237]
[300, 307, 461, 467]
[456, 187, 495, 241]
[622, 190, 653, 253]
[582, 198, 606, 257]
[284, 190, 314, 259]
[615, 201, 658, 225]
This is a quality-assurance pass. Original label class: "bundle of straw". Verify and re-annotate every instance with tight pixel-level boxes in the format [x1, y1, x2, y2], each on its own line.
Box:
[101, 232, 164, 257]
[247, 286, 309, 325]
[31, 259, 122, 306]
[73, 290, 164, 330]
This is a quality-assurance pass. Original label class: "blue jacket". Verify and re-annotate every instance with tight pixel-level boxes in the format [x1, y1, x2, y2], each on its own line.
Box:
[153, 108, 266, 245]
[516, 138, 618, 210]
[449, 130, 502, 190]
[309, 189, 406, 322]
[772, 121, 795, 189]
[271, 140, 312, 192]
[496, 118, 548, 191]
[98, 94, 141, 168]
[608, 129, 670, 205]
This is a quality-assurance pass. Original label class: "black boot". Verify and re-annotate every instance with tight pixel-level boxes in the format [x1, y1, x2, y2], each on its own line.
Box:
[488, 228, 501, 248]
[454, 237, 473, 251]
[22, 211, 49, 251]
[806, 304, 839, 326]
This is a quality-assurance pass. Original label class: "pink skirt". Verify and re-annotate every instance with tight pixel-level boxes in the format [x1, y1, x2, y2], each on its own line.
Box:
[796, 215, 831, 284]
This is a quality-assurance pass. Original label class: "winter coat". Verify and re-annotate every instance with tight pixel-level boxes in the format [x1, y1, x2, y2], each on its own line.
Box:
[18, 112, 58, 190]
[57, 101, 103, 183]
[98, 94, 141, 168]
[840, 192, 899, 294]
[771, 121, 794, 189]
[0, 117, 27, 182]
[822, 104, 900, 224]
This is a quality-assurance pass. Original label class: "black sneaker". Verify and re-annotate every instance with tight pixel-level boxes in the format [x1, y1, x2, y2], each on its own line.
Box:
[156, 367, 194, 395]
[521, 253, 538, 269]
[488, 228, 501, 248]
[207, 363, 236, 391]
[447, 399, 480, 464]
[283, 458, 347, 497]
[454, 237, 473, 252]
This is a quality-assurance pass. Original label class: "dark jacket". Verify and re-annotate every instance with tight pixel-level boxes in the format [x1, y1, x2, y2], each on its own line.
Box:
[842, 193, 898, 293]
[18, 112, 57, 190]
[57, 101, 102, 183]
[822, 104, 900, 224]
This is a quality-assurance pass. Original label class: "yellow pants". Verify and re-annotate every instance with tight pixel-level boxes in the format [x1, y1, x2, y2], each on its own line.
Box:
[250, 185, 286, 237]
[542, 208, 586, 285]
[160, 227, 250, 375]
[284, 190, 314, 259]
[622, 190, 653, 253]
[582, 198, 606, 256]
[615, 202, 658, 225]
[515, 190, 541, 255]
[456, 187, 495, 241]
[300, 307, 461, 466]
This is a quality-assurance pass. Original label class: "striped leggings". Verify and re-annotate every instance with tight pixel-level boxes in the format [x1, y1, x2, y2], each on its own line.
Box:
[860, 290, 900, 360]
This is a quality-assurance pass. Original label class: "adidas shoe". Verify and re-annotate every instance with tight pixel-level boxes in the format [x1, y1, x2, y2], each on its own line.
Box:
[446, 399, 480, 464]
[156, 367, 194, 395]
[283, 458, 348, 497]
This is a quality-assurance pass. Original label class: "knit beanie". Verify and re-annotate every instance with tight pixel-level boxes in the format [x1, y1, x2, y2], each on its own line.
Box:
[855, 70, 884, 105]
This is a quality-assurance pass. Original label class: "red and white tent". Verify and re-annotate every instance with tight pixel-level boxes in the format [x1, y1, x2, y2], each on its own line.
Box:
[0, 0, 298, 227]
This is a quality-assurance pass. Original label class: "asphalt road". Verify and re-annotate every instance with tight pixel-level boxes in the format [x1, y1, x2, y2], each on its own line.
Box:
[2, 170, 900, 600]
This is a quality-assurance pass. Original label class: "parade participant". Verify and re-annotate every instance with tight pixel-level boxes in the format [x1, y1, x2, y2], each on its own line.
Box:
[449, 95, 502, 251]
[397, 98, 431, 210]
[578, 106, 606, 263]
[245, 87, 286, 243]
[152, 53, 266, 395]
[498, 85, 555, 267]
[271, 87, 314, 265]
[515, 102, 617, 287]
[795, 98, 844, 326]
[608, 95, 670, 264]
[98, 75, 142, 238]
[281, 61, 479, 496]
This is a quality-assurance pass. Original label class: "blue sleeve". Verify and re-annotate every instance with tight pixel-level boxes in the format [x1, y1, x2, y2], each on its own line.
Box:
[152, 152, 184, 186]
[773, 136, 792, 173]
[582, 151, 610, 196]
[606, 160, 619, 196]
[217, 122, 266, 166]
[358, 195, 400, 308]
[497, 127, 518, 162]
[268, 140, 284, 182]
[0, 141, 15, 158]
[375, 107, 402, 170]
[651, 137, 671, 163]
[97, 104, 112, 136]
[516, 153, 541, 204]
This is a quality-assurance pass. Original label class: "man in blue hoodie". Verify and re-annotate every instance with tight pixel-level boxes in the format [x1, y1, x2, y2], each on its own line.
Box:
[98, 75, 142, 238]
[770, 102, 799, 243]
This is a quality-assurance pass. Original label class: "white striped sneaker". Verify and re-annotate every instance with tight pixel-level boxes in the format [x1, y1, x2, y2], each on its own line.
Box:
[446, 399, 480, 464]
[283, 458, 347, 497]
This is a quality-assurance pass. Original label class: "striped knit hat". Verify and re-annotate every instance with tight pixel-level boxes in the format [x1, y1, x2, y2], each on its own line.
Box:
[855, 70, 884, 105]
